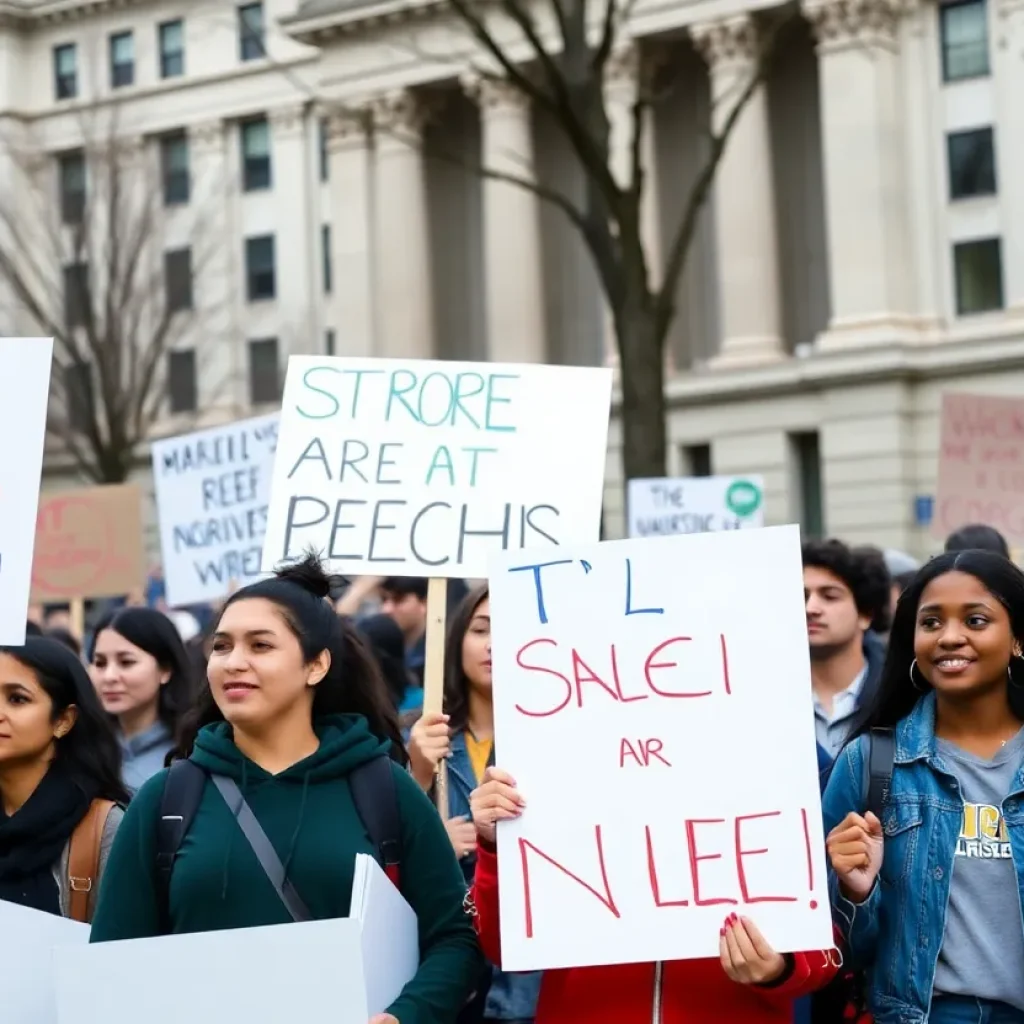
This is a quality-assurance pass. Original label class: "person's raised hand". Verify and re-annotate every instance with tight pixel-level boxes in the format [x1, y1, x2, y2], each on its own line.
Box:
[719, 914, 788, 985]
[407, 712, 450, 791]
[827, 811, 884, 903]
[469, 767, 525, 845]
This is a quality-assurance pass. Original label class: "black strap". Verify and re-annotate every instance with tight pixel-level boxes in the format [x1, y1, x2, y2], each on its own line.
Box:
[864, 726, 895, 820]
[349, 756, 402, 884]
[210, 774, 313, 923]
[156, 759, 207, 932]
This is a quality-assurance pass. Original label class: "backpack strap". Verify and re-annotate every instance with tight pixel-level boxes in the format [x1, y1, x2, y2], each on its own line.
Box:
[349, 756, 402, 888]
[863, 727, 895, 820]
[156, 759, 207, 930]
[67, 799, 115, 924]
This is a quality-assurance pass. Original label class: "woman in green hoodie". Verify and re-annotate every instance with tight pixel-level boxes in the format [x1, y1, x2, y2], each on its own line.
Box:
[90, 555, 484, 1024]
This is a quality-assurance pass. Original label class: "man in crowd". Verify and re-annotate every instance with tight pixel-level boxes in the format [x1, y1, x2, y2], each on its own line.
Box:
[802, 539, 892, 763]
[379, 576, 429, 696]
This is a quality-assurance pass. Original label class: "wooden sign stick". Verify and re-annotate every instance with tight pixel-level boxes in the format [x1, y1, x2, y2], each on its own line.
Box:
[423, 577, 449, 820]
[69, 596, 85, 643]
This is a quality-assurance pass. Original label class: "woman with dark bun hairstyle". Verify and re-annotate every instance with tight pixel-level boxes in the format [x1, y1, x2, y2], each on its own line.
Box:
[90, 555, 483, 1024]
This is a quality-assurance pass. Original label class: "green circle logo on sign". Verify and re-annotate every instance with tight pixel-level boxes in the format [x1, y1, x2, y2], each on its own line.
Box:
[726, 479, 762, 518]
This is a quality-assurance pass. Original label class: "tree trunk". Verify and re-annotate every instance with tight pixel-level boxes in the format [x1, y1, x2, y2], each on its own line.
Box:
[615, 294, 667, 483]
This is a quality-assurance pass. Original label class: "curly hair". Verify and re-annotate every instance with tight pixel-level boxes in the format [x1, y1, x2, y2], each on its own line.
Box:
[802, 538, 893, 633]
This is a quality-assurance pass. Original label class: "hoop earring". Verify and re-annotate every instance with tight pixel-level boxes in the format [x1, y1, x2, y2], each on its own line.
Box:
[909, 659, 927, 692]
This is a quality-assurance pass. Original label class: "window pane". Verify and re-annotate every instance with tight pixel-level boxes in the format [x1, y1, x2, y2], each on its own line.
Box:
[239, 3, 265, 61]
[322, 224, 332, 293]
[59, 153, 86, 225]
[319, 119, 329, 181]
[54, 44, 77, 99]
[941, 0, 989, 80]
[110, 32, 134, 87]
[165, 248, 193, 313]
[954, 238, 1004, 314]
[245, 235, 276, 301]
[168, 350, 197, 413]
[241, 118, 271, 190]
[248, 338, 280, 404]
[56, 44, 76, 74]
[325, 329, 336, 356]
[64, 361, 94, 432]
[161, 134, 190, 205]
[947, 127, 996, 199]
[159, 21, 185, 77]
[63, 262, 89, 328]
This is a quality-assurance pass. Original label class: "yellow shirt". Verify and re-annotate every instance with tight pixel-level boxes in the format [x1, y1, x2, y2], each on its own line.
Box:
[465, 732, 493, 785]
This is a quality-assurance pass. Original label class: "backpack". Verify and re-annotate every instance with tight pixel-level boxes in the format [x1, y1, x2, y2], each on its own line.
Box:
[67, 798, 117, 924]
[154, 755, 402, 929]
[811, 727, 894, 1024]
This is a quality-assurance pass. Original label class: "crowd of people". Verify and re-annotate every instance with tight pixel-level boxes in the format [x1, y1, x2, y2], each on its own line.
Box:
[2, 522, 1023, 1024]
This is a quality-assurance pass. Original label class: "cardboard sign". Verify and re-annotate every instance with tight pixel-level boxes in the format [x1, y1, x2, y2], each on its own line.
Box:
[263, 357, 613, 578]
[935, 392, 1024, 544]
[151, 413, 279, 606]
[628, 475, 765, 538]
[0, 338, 53, 643]
[31, 484, 144, 602]
[489, 525, 831, 971]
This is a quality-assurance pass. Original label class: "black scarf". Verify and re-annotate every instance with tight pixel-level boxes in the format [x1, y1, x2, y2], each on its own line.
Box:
[0, 762, 93, 916]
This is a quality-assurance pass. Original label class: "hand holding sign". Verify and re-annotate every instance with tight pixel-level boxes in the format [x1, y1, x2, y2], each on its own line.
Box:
[469, 767, 525, 845]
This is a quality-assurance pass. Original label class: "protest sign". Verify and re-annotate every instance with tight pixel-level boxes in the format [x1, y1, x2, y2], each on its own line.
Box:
[934, 392, 1024, 544]
[262, 356, 613, 578]
[31, 484, 145, 603]
[627, 475, 764, 538]
[489, 525, 831, 971]
[151, 413, 279, 606]
[0, 338, 52, 643]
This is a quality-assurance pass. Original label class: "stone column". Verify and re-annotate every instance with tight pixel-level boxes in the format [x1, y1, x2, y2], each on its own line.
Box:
[370, 90, 435, 359]
[802, 0, 915, 347]
[325, 108, 375, 356]
[468, 76, 546, 364]
[691, 14, 785, 367]
[996, 0, 1024, 311]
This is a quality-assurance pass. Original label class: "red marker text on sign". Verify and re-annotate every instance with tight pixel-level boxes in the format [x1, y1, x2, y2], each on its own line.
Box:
[619, 737, 672, 768]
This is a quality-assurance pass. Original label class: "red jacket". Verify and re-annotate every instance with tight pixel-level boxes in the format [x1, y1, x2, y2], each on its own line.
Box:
[470, 840, 839, 1024]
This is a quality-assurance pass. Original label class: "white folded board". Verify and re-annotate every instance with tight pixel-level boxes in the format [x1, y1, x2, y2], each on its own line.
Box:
[0, 898, 88, 1024]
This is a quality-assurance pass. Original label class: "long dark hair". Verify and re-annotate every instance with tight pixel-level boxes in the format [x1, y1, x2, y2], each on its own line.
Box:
[852, 550, 1024, 737]
[443, 584, 489, 734]
[176, 555, 407, 764]
[89, 607, 197, 734]
[0, 638, 130, 804]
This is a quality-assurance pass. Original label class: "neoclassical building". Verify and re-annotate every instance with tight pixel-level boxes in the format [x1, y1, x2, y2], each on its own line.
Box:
[0, 0, 1022, 556]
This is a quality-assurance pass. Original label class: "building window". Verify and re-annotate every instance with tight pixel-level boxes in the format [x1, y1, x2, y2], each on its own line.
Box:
[160, 132, 190, 206]
[319, 119, 329, 181]
[54, 44, 78, 100]
[940, 0, 989, 81]
[240, 117, 271, 191]
[58, 151, 86, 225]
[110, 31, 134, 89]
[168, 350, 197, 413]
[325, 329, 336, 355]
[63, 262, 89, 329]
[954, 238, 1004, 314]
[165, 248, 193, 313]
[245, 235, 276, 301]
[238, 3, 265, 61]
[248, 338, 280, 404]
[790, 431, 824, 539]
[322, 224, 332, 293]
[159, 20, 185, 78]
[683, 443, 712, 477]
[64, 361, 94, 432]
[947, 127, 996, 199]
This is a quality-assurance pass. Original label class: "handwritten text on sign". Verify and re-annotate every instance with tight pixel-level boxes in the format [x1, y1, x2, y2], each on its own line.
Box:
[935, 392, 1024, 545]
[151, 414, 279, 607]
[262, 358, 613, 578]
[489, 526, 831, 972]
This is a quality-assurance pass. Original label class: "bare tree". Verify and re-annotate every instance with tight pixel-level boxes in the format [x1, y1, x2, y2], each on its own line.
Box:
[0, 106, 229, 484]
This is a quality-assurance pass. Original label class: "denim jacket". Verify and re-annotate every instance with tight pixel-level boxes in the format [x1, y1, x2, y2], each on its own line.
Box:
[448, 730, 541, 1021]
[821, 692, 1024, 1023]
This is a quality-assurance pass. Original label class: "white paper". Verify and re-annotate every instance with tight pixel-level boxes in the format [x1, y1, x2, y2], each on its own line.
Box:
[0, 338, 53, 643]
[56, 918, 370, 1024]
[151, 413, 279, 606]
[263, 356, 612, 578]
[351, 853, 419, 1014]
[0, 898, 87, 1024]
[489, 525, 832, 971]
[627, 475, 765, 538]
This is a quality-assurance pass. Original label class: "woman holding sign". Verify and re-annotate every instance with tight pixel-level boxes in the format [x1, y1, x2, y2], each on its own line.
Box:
[90, 555, 483, 1024]
[825, 551, 1024, 1024]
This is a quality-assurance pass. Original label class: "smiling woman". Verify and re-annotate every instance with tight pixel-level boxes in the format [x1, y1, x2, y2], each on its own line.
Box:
[823, 551, 1024, 1024]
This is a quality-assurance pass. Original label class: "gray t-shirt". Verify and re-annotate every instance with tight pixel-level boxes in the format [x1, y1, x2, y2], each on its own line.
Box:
[933, 727, 1024, 1010]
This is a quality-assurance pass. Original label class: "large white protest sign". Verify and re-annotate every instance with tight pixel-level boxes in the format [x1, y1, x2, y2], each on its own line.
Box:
[489, 525, 831, 971]
[0, 897, 87, 1023]
[628, 475, 764, 538]
[0, 338, 52, 643]
[262, 357, 613, 578]
[151, 413, 279, 606]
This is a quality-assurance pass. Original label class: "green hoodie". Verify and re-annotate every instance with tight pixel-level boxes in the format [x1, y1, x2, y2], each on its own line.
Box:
[90, 714, 483, 1024]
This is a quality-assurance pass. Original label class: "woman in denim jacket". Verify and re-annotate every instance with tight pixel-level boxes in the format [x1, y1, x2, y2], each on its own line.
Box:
[409, 585, 542, 1024]
[822, 549, 1024, 1024]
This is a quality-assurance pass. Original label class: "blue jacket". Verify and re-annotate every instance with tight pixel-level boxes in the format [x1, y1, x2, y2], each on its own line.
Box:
[821, 692, 1024, 1023]
[447, 730, 542, 1021]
